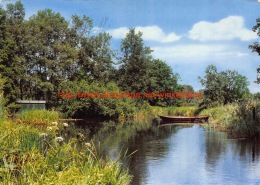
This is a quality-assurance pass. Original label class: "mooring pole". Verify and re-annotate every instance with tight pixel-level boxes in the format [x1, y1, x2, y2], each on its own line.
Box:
[252, 106, 256, 121]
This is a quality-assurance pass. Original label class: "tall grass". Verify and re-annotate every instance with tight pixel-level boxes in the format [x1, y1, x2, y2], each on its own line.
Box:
[200, 101, 260, 137]
[0, 120, 132, 184]
[145, 106, 198, 117]
[16, 110, 60, 126]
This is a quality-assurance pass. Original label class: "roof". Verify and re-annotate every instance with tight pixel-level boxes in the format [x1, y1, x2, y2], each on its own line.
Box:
[16, 100, 46, 104]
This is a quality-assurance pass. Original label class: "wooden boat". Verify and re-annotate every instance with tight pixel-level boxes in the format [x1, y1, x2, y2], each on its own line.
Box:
[159, 115, 209, 123]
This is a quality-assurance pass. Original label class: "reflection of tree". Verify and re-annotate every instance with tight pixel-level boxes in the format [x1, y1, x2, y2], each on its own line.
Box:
[232, 136, 260, 162]
[89, 119, 159, 158]
[88, 119, 188, 185]
[127, 125, 191, 185]
[205, 131, 228, 167]
[205, 131, 260, 169]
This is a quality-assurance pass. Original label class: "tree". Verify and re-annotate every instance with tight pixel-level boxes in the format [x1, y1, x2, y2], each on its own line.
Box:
[147, 59, 179, 106]
[249, 18, 260, 84]
[78, 32, 115, 83]
[199, 65, 250, 106]
[117, 28, 153, 93]
[0, 1, 25, 112]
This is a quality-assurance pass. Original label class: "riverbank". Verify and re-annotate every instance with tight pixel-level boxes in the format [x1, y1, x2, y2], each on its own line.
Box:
[1, 102, 259, 184]
[199, 102, 260, 138]
[142, 103, 260, 138]
[0, 114, 132, 184]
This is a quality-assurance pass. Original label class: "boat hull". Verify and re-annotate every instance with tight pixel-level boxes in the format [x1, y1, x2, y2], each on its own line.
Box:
[159, 115, 209, 123]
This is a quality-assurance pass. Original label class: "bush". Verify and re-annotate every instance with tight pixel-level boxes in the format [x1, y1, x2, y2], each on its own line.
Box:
[57, 81, 137, 118]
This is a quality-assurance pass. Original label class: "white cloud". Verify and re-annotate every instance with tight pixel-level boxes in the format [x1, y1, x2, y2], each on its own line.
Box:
[151, 44, 248, 63]
[188, 16, 257, 42]
[107, 26, 181, 43]
[92, 27, 104, 34]
[107, 27, 129, 39]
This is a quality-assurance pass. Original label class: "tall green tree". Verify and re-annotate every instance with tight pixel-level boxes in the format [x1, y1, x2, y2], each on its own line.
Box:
[147, 59, 179, 106]
[118, 28, 153, 93]
[249, 18, 260, 84]
[21, 9, 78, 107]
[78, 32, 115, 83]
[0, 1, 25, 111]
[199, 65, 250, 106]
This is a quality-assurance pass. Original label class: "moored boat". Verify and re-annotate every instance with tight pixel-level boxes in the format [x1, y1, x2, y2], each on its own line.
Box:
[159, 115, 209, 123]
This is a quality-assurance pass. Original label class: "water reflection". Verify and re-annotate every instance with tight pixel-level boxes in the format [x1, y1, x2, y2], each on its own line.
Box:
[72, 119, 260, 185]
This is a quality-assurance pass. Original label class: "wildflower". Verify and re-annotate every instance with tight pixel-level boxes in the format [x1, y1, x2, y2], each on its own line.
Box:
[63, 123, 69, 127]
[39, 133, 48, 139]
[47, 126, 53, 131]
[85, 142, 91, 147]
[55, 136, 64, 142]
[51, 122, 58, 126]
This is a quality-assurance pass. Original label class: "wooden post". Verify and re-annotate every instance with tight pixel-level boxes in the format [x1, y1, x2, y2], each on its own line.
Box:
[252, 106, 256, 121]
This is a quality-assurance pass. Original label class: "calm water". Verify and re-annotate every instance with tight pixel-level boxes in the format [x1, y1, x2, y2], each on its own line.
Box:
[79, 120, 260, 185]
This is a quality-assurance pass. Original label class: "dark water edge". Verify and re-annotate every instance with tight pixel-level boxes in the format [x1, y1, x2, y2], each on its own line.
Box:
[69, 119, 260, 185]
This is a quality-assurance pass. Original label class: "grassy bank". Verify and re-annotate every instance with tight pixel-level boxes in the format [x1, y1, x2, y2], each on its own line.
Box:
[0, 111, 132, 184]
[199, 102, 260, 137]
[134, 105, 198, 119]
[135, 103, 260, 138]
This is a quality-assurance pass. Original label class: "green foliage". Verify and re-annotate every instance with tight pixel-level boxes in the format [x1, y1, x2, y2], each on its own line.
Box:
[117, 28, 153, 93]
[1, 2, 116, 111]
[199, 65, 250, 107]
[0, 74, 6, 119]
[147, 59, 179, 106]
[58, 80, 137, 118]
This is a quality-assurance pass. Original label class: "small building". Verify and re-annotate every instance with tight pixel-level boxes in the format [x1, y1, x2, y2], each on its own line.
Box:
[16, 100, 46, 112]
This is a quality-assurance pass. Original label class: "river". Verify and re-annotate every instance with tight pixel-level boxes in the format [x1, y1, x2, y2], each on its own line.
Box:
[78, 119, 260, 185]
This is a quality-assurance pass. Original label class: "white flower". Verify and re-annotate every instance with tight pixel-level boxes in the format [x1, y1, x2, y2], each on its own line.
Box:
[85, 143, 91, 147]
[51, 122, 58, 126]
[77, 133, 85, 139]
[39, 133, 48, 139]
[55, 137, 64, 142]
[47, 126, 53, 131]
[63, 123, 69, 127]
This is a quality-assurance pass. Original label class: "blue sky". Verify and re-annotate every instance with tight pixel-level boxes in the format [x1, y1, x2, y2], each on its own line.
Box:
[1, 0, 260, 93]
